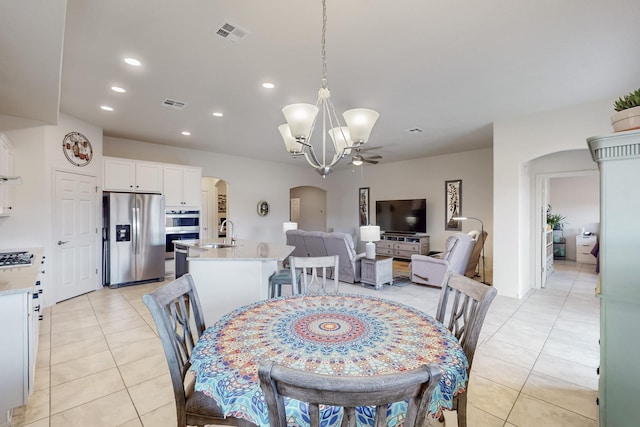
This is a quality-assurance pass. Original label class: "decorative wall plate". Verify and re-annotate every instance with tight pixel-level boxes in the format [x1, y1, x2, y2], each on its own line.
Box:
[62, 132, 93, 167]
[257, 200, 270, 216]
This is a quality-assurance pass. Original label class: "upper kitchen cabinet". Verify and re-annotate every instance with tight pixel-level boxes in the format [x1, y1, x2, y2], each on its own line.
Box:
[163, 165, 201, 208]
[0, 134, 15, 216]
[103, 157, 163, 193]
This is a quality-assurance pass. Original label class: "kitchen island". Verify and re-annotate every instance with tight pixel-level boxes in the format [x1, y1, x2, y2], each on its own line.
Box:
[178, 239, 294, 325]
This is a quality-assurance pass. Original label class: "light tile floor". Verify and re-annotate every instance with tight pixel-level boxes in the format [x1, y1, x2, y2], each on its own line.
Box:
[10, 260, 599, 427]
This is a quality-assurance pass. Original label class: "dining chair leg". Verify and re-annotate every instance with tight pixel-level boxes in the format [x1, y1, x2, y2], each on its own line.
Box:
[456, 393, 467, 427]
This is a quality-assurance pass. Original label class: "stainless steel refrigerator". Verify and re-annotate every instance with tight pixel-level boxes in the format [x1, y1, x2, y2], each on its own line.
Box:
[103, 192, 165, 288]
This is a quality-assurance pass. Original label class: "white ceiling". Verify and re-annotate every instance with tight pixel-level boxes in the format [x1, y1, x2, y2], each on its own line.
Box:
[3, 0, 640, 168]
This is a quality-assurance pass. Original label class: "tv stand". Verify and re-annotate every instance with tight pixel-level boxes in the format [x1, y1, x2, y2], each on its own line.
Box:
[375, 233, 430, 260]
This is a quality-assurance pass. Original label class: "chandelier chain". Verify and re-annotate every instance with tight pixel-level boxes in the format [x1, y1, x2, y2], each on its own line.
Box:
[321, 0, 327, 85]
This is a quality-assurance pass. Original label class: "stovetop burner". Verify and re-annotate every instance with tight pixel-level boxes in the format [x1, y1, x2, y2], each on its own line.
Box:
[0, 251, 34, 268]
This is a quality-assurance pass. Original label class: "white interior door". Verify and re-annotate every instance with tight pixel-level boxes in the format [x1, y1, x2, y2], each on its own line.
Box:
[290, 198, 300, 222]
[54, 171, 98, 302]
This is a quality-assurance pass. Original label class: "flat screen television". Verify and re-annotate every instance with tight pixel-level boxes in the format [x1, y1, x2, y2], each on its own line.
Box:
[375, 199, 427, 234]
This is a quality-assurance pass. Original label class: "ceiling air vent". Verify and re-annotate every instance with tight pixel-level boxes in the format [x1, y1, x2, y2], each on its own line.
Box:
[162, 99, 187, 110]
[215, 20, 250, 42]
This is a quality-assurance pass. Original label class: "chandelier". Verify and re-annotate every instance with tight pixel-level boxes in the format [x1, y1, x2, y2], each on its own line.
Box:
[278, 0, 379, 178]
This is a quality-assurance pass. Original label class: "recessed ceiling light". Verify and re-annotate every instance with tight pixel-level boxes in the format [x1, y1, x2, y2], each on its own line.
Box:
[262, 82, 275, 89]
[124, 57, 141, 67]
[100, 105, 114, 111]
[111, 86, 126, 93]
[212, 112, 223, 117]
[181, 131, 191, 136]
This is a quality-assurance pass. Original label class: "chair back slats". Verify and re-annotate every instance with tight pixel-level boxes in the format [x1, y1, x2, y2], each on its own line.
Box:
[290, 255, 340, 294]
[259, 361, 442, 427]
[435, 272, 497, 371]
[167, 296, 198, 376]
[143, 274, 207, 414]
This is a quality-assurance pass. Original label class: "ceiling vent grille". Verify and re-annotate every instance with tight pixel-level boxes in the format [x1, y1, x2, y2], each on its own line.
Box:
[162, 99, 186, 110]
[216, 21, 249, 42]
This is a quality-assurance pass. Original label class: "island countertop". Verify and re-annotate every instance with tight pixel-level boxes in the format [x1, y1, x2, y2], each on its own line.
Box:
[177, 239, 294, 262]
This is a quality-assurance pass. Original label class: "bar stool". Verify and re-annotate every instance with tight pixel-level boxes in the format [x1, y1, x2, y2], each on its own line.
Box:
[269, 269, 302, 297]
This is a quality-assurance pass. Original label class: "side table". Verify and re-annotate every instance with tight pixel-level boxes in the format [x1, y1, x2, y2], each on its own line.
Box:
[361, 256, 394, 289]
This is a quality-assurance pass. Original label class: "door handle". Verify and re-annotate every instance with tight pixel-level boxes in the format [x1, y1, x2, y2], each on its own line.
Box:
[57, 240, 69, 245]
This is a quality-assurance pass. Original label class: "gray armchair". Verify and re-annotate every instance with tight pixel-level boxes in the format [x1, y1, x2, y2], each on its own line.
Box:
[322, 232, 365, 283]
[286, 230, 366, 283]
[286, 229, 308, 257]
[465, 229, 487, 278]
[410, 233, 475, 287]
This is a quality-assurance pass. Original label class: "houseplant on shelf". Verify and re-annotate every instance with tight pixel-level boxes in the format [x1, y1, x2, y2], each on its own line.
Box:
[546, 205, 566, 230]
[611, 87, 640, 132]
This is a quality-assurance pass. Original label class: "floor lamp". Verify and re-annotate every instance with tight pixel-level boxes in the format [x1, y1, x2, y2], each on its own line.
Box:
[452, 216, 487, 284]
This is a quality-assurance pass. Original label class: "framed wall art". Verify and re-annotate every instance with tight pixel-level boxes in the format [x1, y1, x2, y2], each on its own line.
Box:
[445, 179, 462, 230]
[359, 187, 370, 226]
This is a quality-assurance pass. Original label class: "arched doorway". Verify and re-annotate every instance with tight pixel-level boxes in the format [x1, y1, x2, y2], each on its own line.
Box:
[290, 186, 326, 231]
[528, 149, 599, 289]
[201, 176, 229, 239]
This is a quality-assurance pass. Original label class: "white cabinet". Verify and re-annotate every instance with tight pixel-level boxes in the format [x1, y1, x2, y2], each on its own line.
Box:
[0, 134, 15, 216]
[103, 157, 163, 193]
[0, 253, 42, 424]
[588, 130, 640, 426]
[576, 235, 597, 264]
[163, 165, 201, 208]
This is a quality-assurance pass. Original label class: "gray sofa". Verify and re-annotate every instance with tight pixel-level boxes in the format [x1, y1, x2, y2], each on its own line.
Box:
[286, 229, 365, 283]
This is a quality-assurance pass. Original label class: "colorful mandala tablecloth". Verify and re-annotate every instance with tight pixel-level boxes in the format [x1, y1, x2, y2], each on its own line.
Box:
[190, 294, 468, 427]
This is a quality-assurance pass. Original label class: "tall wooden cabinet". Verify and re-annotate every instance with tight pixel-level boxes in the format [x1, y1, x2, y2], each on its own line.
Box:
[588, 129, 640, 427]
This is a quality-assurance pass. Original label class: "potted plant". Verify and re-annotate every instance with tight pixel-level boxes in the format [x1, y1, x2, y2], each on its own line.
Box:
[547, 213, 566, 230]
[546, 205, 566, 230]
[611, 88, 640, 132]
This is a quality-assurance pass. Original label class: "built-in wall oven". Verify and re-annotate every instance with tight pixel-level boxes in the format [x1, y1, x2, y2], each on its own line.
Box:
[165, 210, 200, 259]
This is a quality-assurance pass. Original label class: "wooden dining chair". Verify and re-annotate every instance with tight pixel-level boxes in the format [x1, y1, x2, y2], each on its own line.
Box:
[289, 255, 340, 294]
[143, 274, 256, 427]
[435, 272, 498, 427]
[258, 361, 442, 427]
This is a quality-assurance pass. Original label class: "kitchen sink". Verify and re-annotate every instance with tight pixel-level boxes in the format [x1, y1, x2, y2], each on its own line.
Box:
[198, 243, 237, 249]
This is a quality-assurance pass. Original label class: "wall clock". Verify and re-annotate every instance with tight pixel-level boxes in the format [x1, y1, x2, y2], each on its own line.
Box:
[257, 200, 270, 216]
[62, 132, 93, 167]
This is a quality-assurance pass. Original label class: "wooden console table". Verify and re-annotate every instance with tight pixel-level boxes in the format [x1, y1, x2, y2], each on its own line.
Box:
[375, 233, 429, 260]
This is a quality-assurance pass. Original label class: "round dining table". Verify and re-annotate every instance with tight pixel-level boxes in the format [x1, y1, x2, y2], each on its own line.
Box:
[190, 293, 468, 427]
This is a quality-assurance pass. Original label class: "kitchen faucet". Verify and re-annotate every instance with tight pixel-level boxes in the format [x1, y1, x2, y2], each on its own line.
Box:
[220, 219, 235, 244]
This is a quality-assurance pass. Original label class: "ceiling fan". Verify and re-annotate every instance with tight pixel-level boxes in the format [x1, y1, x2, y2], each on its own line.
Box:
[350, 146, 383, 165]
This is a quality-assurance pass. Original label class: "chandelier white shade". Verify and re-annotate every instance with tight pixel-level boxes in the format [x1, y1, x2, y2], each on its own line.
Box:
[343, 109, 380, 143]
[278, 0, 379, 178]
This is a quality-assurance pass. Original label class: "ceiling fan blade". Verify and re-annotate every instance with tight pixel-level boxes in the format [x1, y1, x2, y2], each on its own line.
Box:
[362, 158, 379, 164]
[363, 155, 382, 160]
[358, 145, 383, 152]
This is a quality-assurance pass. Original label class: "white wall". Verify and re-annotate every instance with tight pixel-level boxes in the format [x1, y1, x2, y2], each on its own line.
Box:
[494, 99, 611, 298]
[1, 113, 103, 306]
[326, 148, 494, 272]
